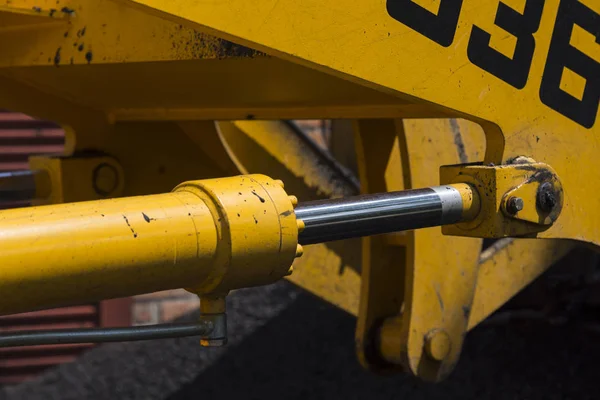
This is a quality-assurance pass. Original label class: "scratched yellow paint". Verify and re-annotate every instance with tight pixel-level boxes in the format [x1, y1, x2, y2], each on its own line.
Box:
[123, 0, 600, 248]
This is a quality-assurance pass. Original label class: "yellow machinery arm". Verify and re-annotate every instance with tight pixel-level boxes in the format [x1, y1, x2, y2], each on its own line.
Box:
[0, 0, 596, 384]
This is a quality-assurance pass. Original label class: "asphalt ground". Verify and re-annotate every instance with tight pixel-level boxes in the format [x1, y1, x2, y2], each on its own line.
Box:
[2, 267, 600, 400]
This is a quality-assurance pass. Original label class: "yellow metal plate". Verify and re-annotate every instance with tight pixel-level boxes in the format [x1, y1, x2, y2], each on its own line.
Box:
[124, 0, 600, 247]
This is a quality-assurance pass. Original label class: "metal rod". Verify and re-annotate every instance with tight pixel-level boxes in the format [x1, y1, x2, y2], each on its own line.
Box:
[295, 185, 472, 244]
[0, 170, 37, 202]
[0, 321, 214, 348]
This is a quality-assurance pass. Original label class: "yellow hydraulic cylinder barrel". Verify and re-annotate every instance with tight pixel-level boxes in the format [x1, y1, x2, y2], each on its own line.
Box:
[0, 174, 298, 316]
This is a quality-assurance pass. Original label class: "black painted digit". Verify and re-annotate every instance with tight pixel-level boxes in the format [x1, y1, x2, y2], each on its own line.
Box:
[386, 0, 463, 47]
[540, 0, 600, 128]
[467, 0, 545, 89]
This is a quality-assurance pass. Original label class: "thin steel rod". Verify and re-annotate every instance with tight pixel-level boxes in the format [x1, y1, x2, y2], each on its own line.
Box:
[0, 321, 214, 348]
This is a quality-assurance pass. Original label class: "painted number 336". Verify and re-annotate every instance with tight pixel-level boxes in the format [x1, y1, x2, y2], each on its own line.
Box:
[386, 0, 600, 128]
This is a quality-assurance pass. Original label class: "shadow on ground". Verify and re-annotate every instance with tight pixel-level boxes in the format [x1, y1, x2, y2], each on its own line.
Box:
[2, 279, 600, 400]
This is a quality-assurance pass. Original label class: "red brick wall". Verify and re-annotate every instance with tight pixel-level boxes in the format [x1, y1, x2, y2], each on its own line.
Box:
[133, 291, 199, 325]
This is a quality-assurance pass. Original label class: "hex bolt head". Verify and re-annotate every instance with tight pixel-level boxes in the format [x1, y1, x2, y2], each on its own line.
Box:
[537, 182, 557, 213]
[425, 330, 451, 362]
[506, 196, 524, 215]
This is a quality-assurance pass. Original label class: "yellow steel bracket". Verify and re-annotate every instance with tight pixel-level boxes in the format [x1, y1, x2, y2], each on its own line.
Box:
[353, 118, 484, 381]
[29, 155, 125, 204]
[441, 160, 563, 238]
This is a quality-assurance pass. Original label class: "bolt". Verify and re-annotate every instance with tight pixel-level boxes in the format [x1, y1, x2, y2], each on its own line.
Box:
[506, 196, 524, 214]
[288, 195, 298, 207]
[93, 163, 119, 196]
[295, 244, 304, 258]
[425, 330, 451, 362]
[537, 182, 557, 213]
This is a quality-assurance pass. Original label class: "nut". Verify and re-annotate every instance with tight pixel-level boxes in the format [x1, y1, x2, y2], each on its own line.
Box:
[537, 182, 557, 213]
[506, 196, 524, 215]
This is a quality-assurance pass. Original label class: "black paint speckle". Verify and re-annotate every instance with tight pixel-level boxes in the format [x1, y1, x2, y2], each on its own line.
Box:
[85, 51, 93, 63]
[462, 305, 471, 319]
[142, 212, 155, 223]
[122, 215, 138, 238]
[78, 43, 84, 52]
[251, 190, 266, 203]
[53, 47, 61, 66]
[61, 6, 75, 15]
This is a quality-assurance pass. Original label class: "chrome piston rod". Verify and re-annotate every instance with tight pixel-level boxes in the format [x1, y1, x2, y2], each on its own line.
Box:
[295, 184, 478, 244]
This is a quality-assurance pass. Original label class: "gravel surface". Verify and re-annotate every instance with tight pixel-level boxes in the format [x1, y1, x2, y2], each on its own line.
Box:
[2, 278, 599, 400]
